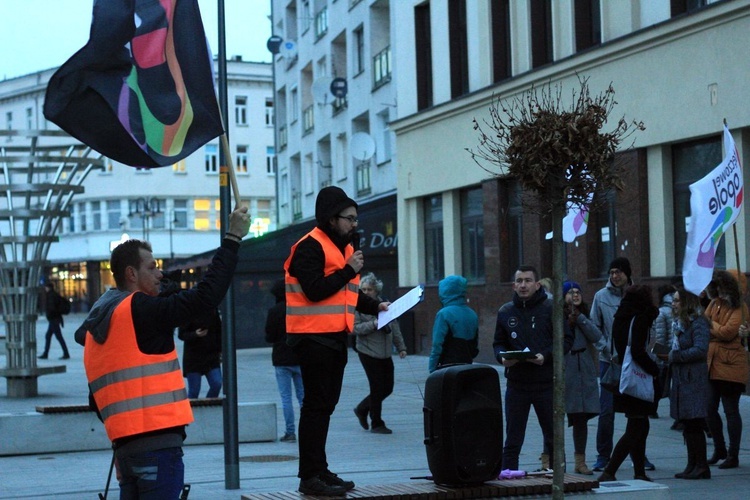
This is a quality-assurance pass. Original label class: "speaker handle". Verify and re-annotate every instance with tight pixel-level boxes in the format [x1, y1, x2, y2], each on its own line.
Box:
[423, 407, 435, 445]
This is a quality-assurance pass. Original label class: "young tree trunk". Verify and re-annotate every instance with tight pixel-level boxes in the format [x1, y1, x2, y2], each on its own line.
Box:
[551, 202, 566, 499]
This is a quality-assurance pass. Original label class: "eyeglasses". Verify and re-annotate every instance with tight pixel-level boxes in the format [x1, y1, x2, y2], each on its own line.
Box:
[609, 269, 624, 276]
[336, 215, 358, 224]
[567, 289, 582, 295]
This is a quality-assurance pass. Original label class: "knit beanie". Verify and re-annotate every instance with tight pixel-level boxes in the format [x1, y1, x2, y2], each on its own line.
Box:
[608, 257, 632, 280]
[315, 186, 358, 228]
[563, 281, 581, 296]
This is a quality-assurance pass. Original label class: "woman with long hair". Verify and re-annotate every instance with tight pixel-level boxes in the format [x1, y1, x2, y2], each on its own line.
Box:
[598, 285, 660, 482]
[664, 286, 711, 479]
[563, 281, 602, 475]
[704, 269, 749, 469]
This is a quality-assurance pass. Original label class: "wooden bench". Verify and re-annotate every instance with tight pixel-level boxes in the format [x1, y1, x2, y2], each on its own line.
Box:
[241, 474, 599, 500]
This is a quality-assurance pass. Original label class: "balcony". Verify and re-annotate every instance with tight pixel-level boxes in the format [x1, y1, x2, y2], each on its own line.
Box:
[332, 97, 348, 117]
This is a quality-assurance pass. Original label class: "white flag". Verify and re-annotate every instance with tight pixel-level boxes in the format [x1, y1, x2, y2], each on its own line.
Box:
[562, 202, 591, 243]
[682, 125, 743, 295]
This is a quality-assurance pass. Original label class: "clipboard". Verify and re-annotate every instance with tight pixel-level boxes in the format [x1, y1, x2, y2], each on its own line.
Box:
[377, 284, 424, 329]
[497, 349, 537, 360]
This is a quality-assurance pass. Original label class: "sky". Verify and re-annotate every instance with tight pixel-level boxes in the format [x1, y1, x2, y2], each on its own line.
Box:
[0, 0, 272, 81]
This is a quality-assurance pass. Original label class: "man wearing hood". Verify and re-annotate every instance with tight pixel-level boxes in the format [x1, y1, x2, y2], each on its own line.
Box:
[590, 257, 654, 472]
[428, 275, 479, 373]
[284, 186, 388, 497]
[75, 206, 250, 499]
[493, 265, 573, 471]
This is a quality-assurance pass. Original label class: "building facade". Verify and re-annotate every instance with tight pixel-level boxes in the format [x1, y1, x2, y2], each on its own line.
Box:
[0, 59, 275, 312]
[389, 0, 750, 360]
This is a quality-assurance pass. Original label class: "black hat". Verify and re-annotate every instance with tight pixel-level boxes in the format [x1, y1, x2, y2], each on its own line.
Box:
[315, 186, 358, 228]
[608, 257, 632, 279]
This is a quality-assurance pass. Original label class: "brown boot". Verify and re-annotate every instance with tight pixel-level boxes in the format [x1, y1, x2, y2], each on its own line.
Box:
[575, 453, 593, 475]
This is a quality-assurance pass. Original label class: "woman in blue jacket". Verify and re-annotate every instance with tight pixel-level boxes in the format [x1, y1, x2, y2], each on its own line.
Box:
[428, 275, 479, 373]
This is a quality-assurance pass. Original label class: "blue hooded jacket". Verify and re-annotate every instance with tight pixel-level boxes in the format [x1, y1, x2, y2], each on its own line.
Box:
[428, 275, 479, 372]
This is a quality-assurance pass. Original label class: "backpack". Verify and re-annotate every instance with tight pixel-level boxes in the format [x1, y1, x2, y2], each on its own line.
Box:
[58, 295, 71, 315]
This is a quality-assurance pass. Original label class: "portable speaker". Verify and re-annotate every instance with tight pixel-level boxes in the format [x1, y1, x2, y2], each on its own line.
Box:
[423, 364, 503, 486]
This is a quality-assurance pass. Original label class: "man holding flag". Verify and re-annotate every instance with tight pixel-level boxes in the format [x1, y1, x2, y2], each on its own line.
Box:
[683, 124, 744, 295]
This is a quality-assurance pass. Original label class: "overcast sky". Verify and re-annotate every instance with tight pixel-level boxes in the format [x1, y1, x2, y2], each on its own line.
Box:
[0, 0, 272, 81]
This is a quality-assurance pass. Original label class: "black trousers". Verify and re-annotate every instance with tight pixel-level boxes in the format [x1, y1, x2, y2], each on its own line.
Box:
[294, 339, 347, 480]
[356, 352, 395, 428]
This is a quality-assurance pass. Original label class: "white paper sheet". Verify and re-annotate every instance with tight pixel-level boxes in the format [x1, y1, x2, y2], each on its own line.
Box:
[377, 284, 424, 328]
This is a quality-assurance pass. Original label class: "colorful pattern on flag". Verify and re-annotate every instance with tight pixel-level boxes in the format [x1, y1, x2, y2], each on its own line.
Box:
[682, 125, 743, 295]
[43, 0, 223, 168]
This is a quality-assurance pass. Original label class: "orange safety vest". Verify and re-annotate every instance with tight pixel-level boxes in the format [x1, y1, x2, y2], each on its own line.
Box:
[83, 293, 193, 442]
[284, 227, 360, 334]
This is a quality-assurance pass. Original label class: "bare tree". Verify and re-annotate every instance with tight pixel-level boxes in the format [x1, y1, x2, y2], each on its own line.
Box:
[467, 76, 644, 498]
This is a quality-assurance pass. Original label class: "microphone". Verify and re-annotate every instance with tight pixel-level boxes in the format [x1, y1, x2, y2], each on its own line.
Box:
[351, 231, 360, 251]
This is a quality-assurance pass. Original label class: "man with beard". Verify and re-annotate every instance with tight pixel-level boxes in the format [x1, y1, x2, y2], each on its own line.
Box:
[284, 186, 389, 496]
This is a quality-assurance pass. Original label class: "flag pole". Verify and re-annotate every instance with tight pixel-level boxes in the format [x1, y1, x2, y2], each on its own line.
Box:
[217, 123, 242, 208]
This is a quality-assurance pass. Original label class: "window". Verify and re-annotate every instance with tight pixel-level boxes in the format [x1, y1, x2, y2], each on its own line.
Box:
[461, 187, 484, 281]
[353, 26, 365, 75]
[424, 195, 444, 284]
[265, 97, 274, 126]
[26, 107, 33, 129]
[502, 179, 523, 278]
[372, 46, 391, 89]
[5, 111, 11, 135]
[290, 88, 299, 123]
[491, 0, 511, 82]
[205, 144, 218, 173]
[107, 200, 121, 230]
[593, 190, 616, 278]
[236, 145, 248, 173]
[173, 200, 188, 229]
[530, 0, 553, 68]
[448, 0, 469, 98]
[193, 199, 211, 230]
[575, 0, 601, 51]
[301, 0, 311, 34]
[673, 136, 725, 274]
[303, 104, 314, 135]
[266, 146, 276, 174]
[172, 160, 187, 173]
[92, 201, 102, 231]
[415, 3, 433, 111]
[314, 5, 328, 40]
[356, 160, 371, 196]
[235, 96, 247, 125]
[77, 203, 87, 232]
[671, 0, 708, 17]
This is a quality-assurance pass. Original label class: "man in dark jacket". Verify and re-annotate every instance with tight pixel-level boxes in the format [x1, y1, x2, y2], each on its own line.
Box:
[284, 186, 388, 496]
[265, 278, 304, 443]
[493, 265, 573, 471]
[75, 206, 250, 499]
[39, 282, 70, 360]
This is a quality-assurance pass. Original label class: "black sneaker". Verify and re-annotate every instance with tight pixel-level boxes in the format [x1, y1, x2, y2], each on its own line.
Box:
[371, 425, 393, 434]
[320, 471, 355, 491]
[298, 476, 347, 497]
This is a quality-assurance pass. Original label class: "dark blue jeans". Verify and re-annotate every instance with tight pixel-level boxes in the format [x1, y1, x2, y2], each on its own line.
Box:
[596, 360, 615, 461]
[185, 367, 222, 399]
[502, 383, 553, 471]
[42, 318, 69, 357]
[118, 447, 184, 500]
[705, 379, 744, 456]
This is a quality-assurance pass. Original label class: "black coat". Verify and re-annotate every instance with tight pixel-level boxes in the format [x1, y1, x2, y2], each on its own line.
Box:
[611, 291, 660, 416]
[178, 310, 222, 376]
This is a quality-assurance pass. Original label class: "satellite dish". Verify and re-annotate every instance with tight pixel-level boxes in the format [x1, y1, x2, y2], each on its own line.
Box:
[279, 40, 297, 59]
[312, 77, 335, 105]
[350, 132, 376, 161]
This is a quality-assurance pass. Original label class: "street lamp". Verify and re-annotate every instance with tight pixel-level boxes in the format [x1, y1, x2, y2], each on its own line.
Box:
[128, 197, 161, 241]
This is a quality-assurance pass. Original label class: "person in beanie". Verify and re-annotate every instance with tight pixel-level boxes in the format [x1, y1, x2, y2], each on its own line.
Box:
[284, 186, 389, 496]
[590, 257, 656, 472]
[563, 281, 601, 474]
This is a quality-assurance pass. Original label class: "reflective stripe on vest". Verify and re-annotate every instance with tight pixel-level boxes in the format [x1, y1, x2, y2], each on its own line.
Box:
[83, 293, 193, 442]
[284, 227, 360, 333]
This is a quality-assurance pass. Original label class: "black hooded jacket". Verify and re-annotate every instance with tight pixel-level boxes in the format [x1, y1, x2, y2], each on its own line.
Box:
[265, 279, 300, 366]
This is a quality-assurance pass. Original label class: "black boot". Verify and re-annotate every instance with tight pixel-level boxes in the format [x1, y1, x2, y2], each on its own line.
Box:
[707, 445, 727, 465]
[685, 432, 711, 479]
[675, 428, 696, 479]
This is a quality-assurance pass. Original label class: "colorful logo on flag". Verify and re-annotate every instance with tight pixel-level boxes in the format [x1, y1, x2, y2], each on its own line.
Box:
[682, 125, 743, 295]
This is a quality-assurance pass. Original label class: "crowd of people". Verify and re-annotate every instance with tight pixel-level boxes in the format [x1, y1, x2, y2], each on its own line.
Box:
[65, 182, 749, 497]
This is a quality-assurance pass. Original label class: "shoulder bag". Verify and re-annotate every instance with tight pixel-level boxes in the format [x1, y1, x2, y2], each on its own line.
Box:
[619, 317, 655, 402]
[600, 320, 628, 393]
